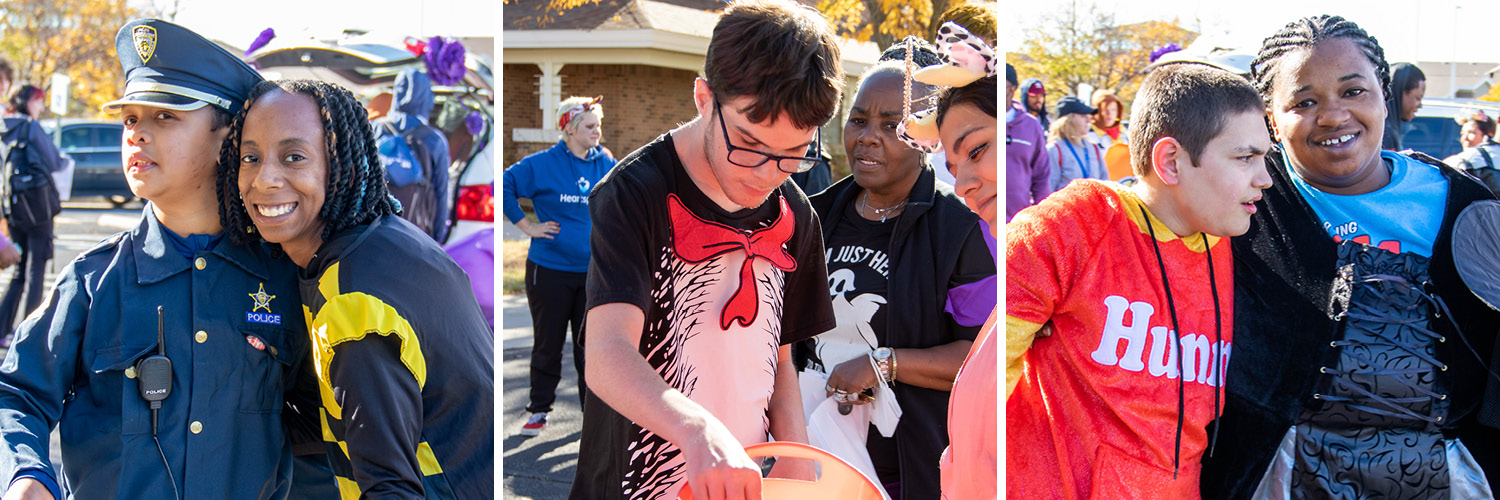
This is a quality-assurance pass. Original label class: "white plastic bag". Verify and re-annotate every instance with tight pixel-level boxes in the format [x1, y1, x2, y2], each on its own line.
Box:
[797, 370, 893, 500]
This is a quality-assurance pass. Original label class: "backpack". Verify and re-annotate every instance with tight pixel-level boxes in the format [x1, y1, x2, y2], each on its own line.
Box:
[376, 121, 438, 236]
[0, 120, 59, 230]
[376, 121, 427, 187]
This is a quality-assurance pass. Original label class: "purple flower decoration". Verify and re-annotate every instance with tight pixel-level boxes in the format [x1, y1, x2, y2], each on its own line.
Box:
[245, 28, 275, 56]
[1150, 42, 1183, 63]
[465, 111, 485, 136]
[423, 36, 467, 86]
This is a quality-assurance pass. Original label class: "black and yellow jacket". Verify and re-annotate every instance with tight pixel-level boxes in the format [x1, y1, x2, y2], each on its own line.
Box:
[299, 214, 494, 499]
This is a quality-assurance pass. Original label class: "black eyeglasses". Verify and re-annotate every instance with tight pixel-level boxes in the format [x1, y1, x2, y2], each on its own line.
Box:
[715, 99, 822, 174]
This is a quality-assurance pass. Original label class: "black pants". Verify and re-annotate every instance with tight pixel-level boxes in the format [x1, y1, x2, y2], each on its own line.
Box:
[525, 259, 587, 414]
[0, 222, 53, 334]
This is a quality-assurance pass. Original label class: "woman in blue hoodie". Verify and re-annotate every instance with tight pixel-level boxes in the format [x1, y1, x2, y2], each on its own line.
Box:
[503, 95, 616, 436]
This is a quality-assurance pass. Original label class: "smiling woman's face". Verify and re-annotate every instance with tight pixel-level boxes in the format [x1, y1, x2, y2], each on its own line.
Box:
[237, 88, 329, 267]
[1266, 37, 1389, 194]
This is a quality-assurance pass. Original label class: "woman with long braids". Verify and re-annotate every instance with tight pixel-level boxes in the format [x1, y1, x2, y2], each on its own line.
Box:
[1200, 15, 1500, 498]
[220, 79, 494, 499]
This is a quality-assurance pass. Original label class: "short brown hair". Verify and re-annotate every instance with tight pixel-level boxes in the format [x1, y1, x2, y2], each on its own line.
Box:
[936, 2, 997, 46]
[0, 60, 13, 84]
[1129, 64, 1262, 177]
[704, 0, 844, 129]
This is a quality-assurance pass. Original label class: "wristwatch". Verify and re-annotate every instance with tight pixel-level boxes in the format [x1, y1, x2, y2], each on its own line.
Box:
[872, 347, 896, 384]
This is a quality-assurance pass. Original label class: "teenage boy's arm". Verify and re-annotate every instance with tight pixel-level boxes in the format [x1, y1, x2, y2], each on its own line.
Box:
[764, 344, 814, 481]
[585, 303, 765, 500]
[1004, 196, 1080, 398]
[0, 264, 91, 500]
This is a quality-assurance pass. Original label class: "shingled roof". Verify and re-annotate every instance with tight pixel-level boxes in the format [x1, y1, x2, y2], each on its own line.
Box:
[505, 0, 729, 31]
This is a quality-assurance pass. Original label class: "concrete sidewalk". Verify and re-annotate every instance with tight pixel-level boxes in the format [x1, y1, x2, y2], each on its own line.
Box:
[501, 292, 583, 499]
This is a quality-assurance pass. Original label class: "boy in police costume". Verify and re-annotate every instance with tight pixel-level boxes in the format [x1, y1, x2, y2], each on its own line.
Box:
[0, 19, 313, 500]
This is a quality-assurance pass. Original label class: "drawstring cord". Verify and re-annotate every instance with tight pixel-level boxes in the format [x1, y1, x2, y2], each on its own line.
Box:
[1205, 232, 1223, 458]
[1138, 204, 1222, 479]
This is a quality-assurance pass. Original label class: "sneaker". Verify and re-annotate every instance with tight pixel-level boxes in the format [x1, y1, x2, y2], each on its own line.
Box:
[520, 412, 548, 436]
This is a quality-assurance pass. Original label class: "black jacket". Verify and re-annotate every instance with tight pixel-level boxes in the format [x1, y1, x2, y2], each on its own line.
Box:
[808, 166, 995, 499]
[1200, 149, 1500, 498]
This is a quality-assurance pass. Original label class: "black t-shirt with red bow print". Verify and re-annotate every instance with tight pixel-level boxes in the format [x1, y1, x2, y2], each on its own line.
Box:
[572, 133, 836, 500]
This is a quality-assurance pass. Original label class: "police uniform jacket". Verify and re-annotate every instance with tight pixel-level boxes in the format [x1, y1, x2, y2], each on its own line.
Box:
[0, 205, 309, 499]
[299, 214, 493, 500]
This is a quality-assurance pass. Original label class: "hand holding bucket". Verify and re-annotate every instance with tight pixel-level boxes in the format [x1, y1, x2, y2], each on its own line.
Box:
[679, 441, 884, 500]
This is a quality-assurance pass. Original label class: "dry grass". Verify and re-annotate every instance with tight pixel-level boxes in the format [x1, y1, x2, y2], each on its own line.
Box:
[500, 238, 529, 296]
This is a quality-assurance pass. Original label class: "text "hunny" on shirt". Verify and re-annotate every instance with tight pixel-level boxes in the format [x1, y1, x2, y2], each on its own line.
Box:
[1090, 295, 1231, 386]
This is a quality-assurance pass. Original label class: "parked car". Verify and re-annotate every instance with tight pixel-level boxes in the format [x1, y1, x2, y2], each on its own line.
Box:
[1401, 97, 1500, 160]
[43, 119, 134, 206]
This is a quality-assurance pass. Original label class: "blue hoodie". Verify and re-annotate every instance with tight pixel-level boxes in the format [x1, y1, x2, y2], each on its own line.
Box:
[378, 69, 453, 241]
[502, 140, 615, 273]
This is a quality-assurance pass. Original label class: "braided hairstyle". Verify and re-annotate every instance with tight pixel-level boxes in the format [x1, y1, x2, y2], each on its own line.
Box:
[1250, 15, 1390, 105]
[878, 37, 942, 67]
[218, 79, 400, 247]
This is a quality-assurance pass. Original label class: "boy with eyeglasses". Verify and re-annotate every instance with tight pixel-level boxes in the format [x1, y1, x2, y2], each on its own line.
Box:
[570, 0, 841, 498]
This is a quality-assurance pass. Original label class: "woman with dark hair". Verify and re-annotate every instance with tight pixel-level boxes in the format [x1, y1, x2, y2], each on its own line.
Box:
[1382, 62, 1426, 151]
[221, 79, 494, 499]
[0, 84, 66, 339]
[1201, 15, 1500, 498]
[796, 45, 995, 497]
[932, 70, 1000, 500]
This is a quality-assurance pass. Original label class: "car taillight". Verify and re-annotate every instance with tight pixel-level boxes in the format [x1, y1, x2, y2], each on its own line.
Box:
[455, 183, 494, 222]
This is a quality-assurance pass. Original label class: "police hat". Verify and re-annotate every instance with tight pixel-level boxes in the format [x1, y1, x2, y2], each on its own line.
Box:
[101, 19, 263, 114]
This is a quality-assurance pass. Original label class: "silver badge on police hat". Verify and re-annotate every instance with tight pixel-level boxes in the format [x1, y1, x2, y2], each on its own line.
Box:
[133, 26, 157, 64]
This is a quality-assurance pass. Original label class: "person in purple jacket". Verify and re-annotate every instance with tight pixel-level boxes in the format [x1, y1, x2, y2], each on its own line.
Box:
[1006, 64, 1052, 221]
[502, 95, 617, 437]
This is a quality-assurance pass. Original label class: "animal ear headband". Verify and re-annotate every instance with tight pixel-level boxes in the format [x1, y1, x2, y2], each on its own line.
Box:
[558, 95, 603, 131]
[896, 22, 998, 154]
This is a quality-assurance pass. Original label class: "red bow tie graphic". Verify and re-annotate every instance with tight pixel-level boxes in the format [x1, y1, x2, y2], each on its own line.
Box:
[668, 194, 798, 330]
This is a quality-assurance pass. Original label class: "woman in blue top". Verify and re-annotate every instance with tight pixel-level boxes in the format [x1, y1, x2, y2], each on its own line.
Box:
[502, 95, 616, 436]
[1044, 95, 1108, 193]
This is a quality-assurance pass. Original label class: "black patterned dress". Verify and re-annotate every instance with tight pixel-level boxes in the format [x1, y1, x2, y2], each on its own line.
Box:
[1290, 241, 1453, 499]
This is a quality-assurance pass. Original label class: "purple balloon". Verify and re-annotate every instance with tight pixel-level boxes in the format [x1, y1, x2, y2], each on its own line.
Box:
[245, 28, 275, 56]
[424, 36, 467, 86]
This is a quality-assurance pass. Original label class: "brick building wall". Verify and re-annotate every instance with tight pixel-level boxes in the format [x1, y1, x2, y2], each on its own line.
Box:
[502, 63, 699, 166]
[501, 63, 545, 164]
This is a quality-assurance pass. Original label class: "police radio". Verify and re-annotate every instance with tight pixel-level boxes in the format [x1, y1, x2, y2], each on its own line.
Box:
[136, 306, 172, 435]
[137, 306, 181, 500]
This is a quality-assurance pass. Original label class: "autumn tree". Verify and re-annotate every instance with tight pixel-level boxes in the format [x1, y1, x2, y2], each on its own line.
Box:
[1013, 2, 1196, 108]
[1480, 84, 1500, 103]
[506, 0, 992, 51]
[0, 0, 141, 117]
[818, 0, 957, 50]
